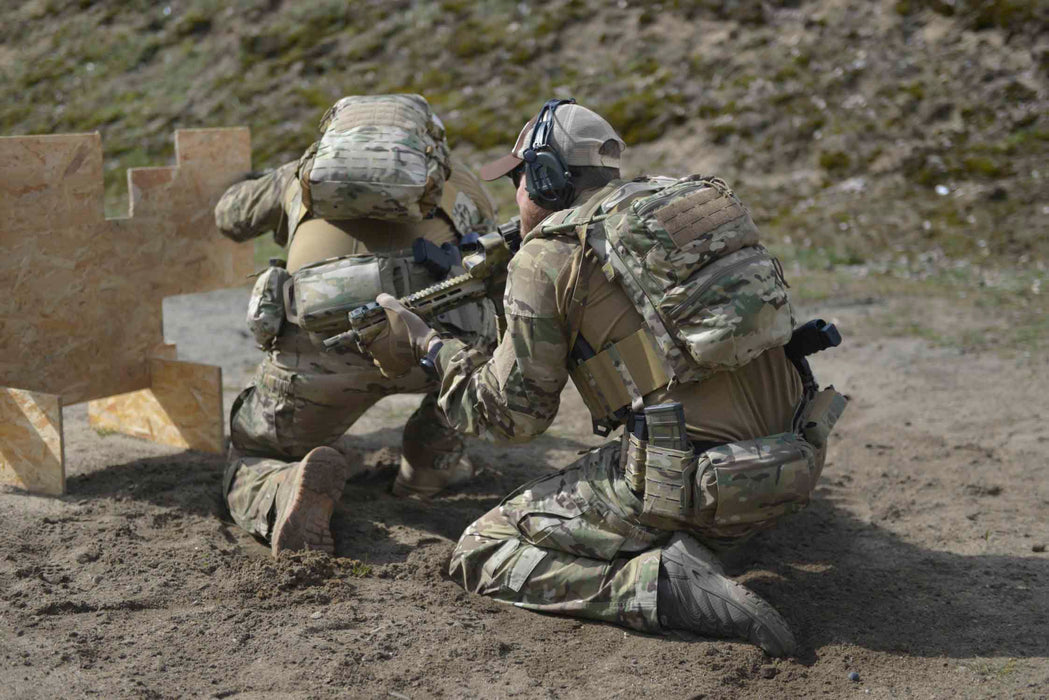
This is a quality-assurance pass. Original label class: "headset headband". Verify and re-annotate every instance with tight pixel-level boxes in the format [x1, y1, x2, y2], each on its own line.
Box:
[529, 98, 574, 152]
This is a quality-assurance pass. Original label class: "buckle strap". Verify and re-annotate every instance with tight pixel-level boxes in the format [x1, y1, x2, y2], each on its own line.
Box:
[604, 341, 646, 414]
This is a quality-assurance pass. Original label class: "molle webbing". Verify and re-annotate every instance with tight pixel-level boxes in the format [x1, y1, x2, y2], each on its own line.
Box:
[569, 328, 669, 421]
[650, 178, 754, 250]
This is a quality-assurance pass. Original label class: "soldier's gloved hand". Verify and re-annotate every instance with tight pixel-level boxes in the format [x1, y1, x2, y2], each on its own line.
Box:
[368, 294, 439, 378]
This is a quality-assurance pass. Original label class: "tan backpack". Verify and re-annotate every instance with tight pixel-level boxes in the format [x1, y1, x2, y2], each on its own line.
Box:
[298, 94, 451, 221]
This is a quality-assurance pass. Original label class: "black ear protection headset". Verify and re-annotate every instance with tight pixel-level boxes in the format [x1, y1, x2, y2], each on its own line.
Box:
[522, 98, 576, 210]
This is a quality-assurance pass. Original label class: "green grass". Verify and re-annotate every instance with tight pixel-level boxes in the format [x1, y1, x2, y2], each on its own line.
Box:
[3, 0, 1046, 283]
[348, 560, 372, 577]
[967, 657, 1023, 679]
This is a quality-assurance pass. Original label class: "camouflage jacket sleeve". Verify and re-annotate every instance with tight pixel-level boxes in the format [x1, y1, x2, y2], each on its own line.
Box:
[214, 161, 298, 244]
[434, 236, 577, 444]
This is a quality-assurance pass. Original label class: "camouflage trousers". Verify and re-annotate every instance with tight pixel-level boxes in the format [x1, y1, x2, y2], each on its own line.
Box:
[450, 435, 821, 633]
[224, 324, 463, 541]
[449, 440, 670, 633]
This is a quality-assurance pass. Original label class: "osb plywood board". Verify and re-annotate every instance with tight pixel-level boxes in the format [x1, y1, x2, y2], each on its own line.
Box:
[87, 358, 223, 453]
[0, 129, 253, 405]
[0, 387, 64, 496]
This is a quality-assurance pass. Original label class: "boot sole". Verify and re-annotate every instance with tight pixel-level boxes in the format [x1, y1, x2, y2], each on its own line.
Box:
[271, 447, 349, 557]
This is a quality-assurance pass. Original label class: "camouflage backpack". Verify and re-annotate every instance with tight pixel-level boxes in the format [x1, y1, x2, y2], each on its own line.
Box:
[539, 176, 830, 536]
[298, 94, 451, 221]
[539, 175, 796, 420]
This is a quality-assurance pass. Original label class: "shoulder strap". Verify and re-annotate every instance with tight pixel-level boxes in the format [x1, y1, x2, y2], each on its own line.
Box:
[281, 177, 309, 248]
[563, 185, 620, 351]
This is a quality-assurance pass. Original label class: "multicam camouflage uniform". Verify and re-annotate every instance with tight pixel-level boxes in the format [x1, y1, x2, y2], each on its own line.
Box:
[435, 184, 808, 634]
[217, 159, 497, 543]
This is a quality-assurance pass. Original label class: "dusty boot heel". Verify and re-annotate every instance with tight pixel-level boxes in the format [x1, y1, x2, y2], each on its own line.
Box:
[271, 446, 350, 557]
[391, 455, 477, 499]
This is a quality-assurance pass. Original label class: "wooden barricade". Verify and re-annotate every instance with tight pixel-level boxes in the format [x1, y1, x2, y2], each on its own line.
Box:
[0, 129, 253, 495]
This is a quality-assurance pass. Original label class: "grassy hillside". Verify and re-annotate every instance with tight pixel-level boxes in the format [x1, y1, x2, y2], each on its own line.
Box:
[2, 0, 1046, 328]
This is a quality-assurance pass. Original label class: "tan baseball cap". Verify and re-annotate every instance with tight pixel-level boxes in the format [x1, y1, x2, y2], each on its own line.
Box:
[479, 103, 626, 181]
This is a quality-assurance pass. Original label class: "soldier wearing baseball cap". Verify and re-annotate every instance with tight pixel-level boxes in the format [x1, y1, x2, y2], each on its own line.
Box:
[373, 99, 823, 657]
[478, 101, 626, 181]
[477, 100, 626, 233]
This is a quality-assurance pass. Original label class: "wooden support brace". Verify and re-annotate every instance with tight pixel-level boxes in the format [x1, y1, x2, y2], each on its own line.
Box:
[88, 356, 225, 454]
[0, 353, 222, 497]
[0, 387, 65, 496]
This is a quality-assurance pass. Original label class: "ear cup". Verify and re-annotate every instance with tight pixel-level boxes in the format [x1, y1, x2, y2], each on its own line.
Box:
[522, 98, 577, 210]
[524, 149, 574, 209]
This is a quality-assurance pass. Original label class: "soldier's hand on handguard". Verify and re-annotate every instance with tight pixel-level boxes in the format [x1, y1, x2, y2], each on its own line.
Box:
[368, 294, 440, 378]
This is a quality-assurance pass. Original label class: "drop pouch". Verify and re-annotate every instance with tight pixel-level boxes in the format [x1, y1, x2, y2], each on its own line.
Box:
[246, 263, 290, 349]
[701, 433, 817, 527]
[799, 386, 848, 448]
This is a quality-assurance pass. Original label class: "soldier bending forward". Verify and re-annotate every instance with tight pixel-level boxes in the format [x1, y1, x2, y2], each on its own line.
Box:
[369, 100, 847, 656]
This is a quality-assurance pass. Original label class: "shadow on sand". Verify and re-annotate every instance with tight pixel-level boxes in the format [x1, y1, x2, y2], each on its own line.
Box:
[727, 489, 1049, 661]
[57, 428, 1049, 661]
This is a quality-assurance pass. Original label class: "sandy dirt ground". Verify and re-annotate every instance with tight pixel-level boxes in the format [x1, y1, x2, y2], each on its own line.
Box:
[1, 286, 1047, 699]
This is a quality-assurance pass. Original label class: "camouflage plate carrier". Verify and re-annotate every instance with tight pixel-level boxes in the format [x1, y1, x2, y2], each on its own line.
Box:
[535, 175, 847, 534]
[298, 94, 451, 222]
[245, 95, 491, 349]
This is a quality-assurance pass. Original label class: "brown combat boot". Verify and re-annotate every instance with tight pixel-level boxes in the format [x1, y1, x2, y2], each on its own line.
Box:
[390, 455, 478, 499]
[271, 446, 350, 557]
[657, 533, 798, 657]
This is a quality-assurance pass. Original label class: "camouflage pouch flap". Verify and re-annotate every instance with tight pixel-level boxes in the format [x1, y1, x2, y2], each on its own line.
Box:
[284, 254, 405, 334]
[704, 432, 816, 527]
[799, 386, 849, 448]
[301, 94, 451, 222]
[667, 246, 795, 371]
[246, 265, 289, 349]
[638, 444, 697, 527]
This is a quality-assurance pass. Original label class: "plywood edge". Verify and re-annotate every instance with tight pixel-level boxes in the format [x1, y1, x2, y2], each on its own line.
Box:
[87, 357, 224, 454]
[0, 386, 65, 496]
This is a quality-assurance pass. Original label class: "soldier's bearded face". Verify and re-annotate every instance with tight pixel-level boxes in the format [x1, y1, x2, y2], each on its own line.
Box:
[516, 174, 555, 233]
